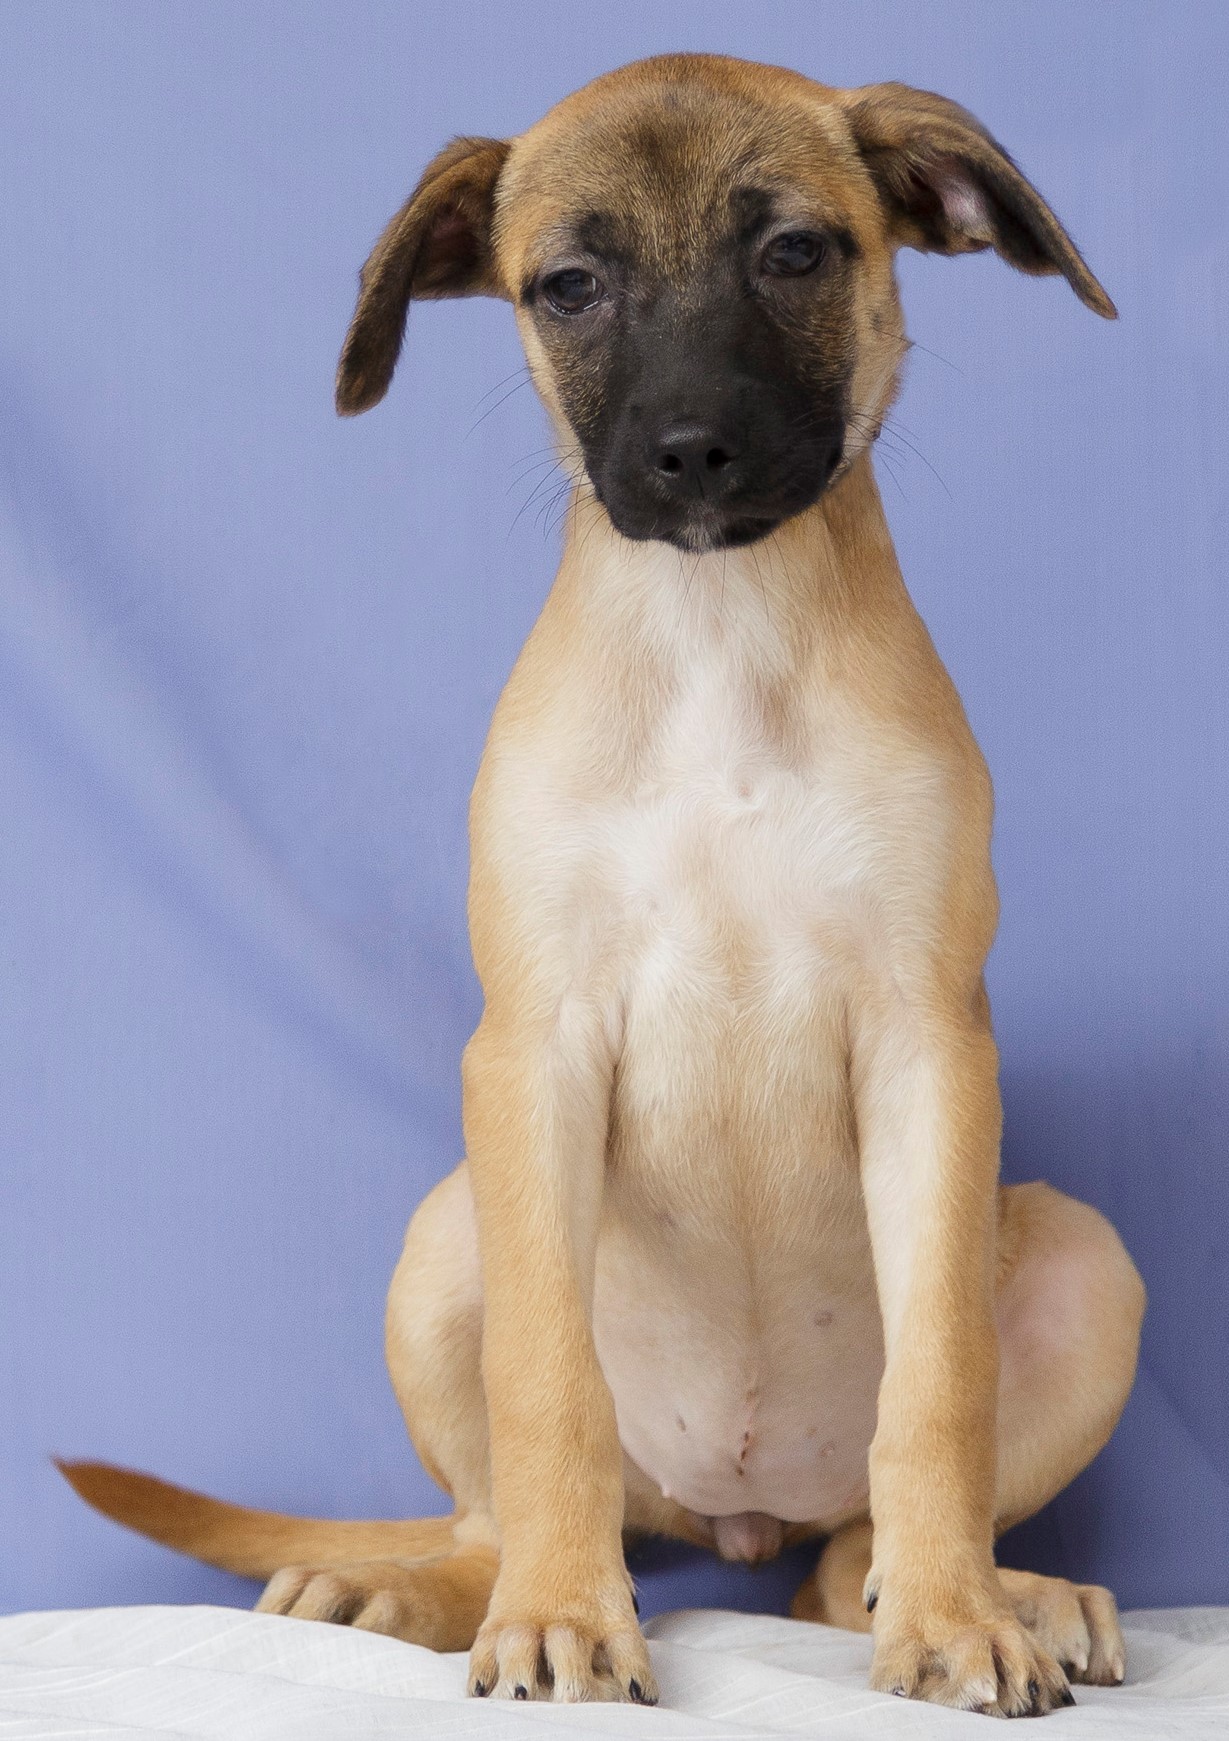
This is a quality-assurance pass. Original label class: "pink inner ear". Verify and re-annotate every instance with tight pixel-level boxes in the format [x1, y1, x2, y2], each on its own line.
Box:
[930, 159, 995, 241]
[426, 206, 478, 273]
[431, 208, 471, 247]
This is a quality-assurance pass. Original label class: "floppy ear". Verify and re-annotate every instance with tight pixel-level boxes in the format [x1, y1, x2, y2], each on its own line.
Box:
[841, 83, 1116, 318]
[336, 134, 512, 415]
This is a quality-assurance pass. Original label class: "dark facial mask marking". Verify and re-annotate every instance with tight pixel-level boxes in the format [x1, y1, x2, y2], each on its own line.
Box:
[531, 189, 856, 549]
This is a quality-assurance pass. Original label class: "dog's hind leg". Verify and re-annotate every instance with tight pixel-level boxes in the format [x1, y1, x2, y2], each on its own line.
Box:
[255, 1544, 499, 1650]
[254, 1162, 500, 1647]
[119, 1160, 684, 1657]
[791, 1518, 874, 1630]
[64, 1163, 503, 1651]
[796, 1520, 1127, 1688]
[383, 1162, 494, 1534]
[792, 1182, 1142, 1686]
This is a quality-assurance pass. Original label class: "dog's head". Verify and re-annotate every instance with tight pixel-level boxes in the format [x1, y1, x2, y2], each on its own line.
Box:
[337, 56, 1113, 552]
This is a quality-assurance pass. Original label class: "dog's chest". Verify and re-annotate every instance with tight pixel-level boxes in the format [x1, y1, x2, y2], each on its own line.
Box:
[597, 645, 879, 1136]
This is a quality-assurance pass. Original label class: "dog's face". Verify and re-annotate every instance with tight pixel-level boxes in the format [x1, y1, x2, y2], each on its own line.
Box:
[498, 74, 872, 552]
[336, 56, 1113, 552]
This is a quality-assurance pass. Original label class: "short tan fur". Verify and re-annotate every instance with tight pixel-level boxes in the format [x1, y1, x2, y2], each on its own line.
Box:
[63, 55, 1142, 1717]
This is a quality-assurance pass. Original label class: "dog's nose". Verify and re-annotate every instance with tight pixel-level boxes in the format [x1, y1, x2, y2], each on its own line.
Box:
[650, 423, 740, 495]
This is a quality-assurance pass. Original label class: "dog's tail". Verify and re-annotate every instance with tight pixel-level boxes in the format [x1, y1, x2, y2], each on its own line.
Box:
[56, 1459, 458, 1582]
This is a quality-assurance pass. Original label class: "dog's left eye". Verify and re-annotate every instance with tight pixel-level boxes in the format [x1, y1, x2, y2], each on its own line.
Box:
[542, 269, 604, 313]
[761, 232, 827, 276]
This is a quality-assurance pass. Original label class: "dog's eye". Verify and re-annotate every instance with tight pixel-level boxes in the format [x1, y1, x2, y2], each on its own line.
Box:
[762, 232, 827, 277]
[542, 269, 603, 314]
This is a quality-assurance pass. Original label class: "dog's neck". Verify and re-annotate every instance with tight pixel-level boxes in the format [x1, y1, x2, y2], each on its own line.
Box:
[555, 451, 908, 688]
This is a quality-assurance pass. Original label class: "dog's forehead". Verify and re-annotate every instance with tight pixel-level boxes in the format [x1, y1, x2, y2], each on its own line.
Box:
[495, 59, 865, 278]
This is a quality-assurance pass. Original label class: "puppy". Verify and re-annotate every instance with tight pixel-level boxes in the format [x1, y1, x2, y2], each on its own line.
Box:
[65, 54, 1144, 1717]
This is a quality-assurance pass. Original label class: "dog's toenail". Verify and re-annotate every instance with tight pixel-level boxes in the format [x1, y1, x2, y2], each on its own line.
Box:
[472, 1681, 487, 1697]
[514, 1685, 528, 1699]
[1028, 1680, 1040, 1699]
[1061, 1686, 1076, 1706]
[865, 1590, 878, 1613]
[632, 1592, 640, 1615]
[629, 1679, 642, 1700]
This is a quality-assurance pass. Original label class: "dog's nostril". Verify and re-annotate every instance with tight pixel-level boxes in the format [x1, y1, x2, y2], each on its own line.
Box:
[651, 426, 740, 487]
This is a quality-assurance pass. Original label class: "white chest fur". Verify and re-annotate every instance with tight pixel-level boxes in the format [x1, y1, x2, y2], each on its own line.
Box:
[591, 547, 888, 946]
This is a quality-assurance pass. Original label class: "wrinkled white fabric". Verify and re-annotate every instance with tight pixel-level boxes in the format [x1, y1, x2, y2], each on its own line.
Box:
[0, 1604, 1225, 1739]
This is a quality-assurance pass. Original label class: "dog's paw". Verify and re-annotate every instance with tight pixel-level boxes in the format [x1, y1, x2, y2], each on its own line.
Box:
[999, 1568, 1126, 1686]
[468, 1603, 656, 1704]
[868, 1580, 1072, 1716]
[256, 1560, 434, 1643]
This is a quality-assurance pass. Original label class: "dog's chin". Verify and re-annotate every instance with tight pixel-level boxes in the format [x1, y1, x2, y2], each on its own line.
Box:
[668, 512, 783, 552]
[602, 498, 811, 552]
[597, 464, 845, 553]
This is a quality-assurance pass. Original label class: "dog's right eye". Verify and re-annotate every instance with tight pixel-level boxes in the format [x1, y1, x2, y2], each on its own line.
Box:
[761, 231, 828, 276]
[542, 269, 603, 314]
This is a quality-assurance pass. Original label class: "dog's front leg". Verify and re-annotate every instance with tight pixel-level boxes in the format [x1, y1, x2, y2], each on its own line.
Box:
[461, 1011, 654, 1705]
[855, 1001, 1072, 1717]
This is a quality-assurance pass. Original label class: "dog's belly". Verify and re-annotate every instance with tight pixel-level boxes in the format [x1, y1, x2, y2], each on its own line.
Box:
[594, 1229, 883, 1525]
[592, 863, 886, 1527]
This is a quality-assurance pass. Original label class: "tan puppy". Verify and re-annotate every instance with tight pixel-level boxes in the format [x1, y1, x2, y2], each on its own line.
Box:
[64, 54, 1145, 1717]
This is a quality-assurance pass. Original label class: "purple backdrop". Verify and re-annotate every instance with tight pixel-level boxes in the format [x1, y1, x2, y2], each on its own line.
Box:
[2, 0, 1226, 1622]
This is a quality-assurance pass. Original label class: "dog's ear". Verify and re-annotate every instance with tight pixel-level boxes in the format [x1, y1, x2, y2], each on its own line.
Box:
[336, 135, 512, 415]
[841, 83, 1116, 318]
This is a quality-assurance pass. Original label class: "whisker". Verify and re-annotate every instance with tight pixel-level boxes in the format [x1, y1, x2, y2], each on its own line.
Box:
[574, 491, 604, 561]
[536, 479, 571, 535]
[506, 443, 564, 472]
[464, 376, 532, 438]
[547, 477, 596, 544]
[509, 467, 566, 534]
[880, 418, 953, 501]
[509, 455, 587, 537]
[875, 450, 907, 503]
[505, 454, 566, 495]
[904, 338, 963, 375]
[472, 364, 531, 411]
[747, 536, 772, 632]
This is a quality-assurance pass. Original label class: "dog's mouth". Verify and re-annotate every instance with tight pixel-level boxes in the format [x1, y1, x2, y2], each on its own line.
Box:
[599, 475, 841, 553]
[591, 430, 846, 553]
[595, 498, 789, 553]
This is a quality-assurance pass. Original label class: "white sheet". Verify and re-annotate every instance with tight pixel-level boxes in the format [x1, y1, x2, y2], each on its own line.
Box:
[0, 1605, 1227, 1738]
